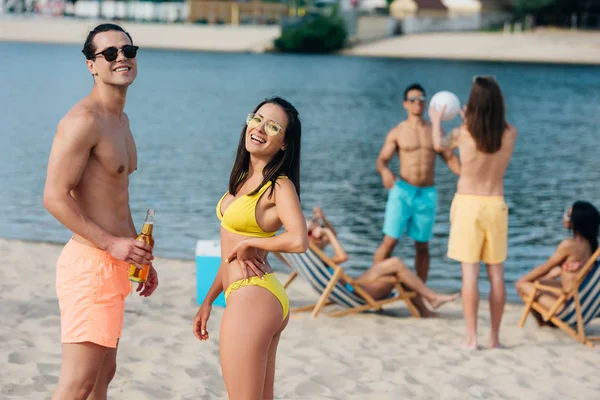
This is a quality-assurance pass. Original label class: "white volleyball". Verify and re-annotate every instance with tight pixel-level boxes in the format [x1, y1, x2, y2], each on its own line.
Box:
[430, 91, 461, 121]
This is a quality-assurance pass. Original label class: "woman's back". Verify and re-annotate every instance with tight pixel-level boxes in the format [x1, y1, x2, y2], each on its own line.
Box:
[456, 124, 517, 196]
[561, 237, 592, 291]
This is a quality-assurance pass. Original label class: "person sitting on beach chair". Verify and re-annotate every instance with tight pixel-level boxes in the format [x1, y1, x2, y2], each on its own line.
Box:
[516, 201, 600, 327]
[301, 207, 459, 312]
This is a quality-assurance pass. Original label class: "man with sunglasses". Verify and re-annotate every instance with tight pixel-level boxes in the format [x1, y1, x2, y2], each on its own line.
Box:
[374, 83, 460, 318]
[44, 23, 158, 400]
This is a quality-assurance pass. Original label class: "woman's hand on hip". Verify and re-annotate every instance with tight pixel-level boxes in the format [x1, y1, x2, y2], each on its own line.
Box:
[226, 241, 268, 280]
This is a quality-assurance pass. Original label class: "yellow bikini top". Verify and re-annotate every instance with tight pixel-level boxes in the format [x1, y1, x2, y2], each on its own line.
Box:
[216, 179, 281, 238]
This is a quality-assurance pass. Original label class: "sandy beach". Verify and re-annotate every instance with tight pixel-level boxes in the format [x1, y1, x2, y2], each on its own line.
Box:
[0, 17, 280, 52]
[344, 29, 600, 65]
[1, 237, 600, 399]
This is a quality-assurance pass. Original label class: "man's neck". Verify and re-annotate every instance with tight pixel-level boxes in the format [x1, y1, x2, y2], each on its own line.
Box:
[406, 114, 424, 126]
[91, 83, 128, 115]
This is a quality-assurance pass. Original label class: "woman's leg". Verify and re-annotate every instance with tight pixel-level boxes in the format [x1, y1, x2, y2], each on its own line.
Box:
[358, 257, 459, 308]
[461, 262, 480, 349]
[220, 285, 284, 400]
[262, 316, 289, 400]
[516, 279, 561, 327]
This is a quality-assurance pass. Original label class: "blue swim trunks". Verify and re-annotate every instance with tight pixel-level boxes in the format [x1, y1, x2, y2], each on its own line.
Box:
[382, 179, 438, 243]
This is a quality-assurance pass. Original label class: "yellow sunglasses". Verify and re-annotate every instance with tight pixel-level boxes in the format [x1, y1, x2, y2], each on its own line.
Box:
[246, 113, 284, 136]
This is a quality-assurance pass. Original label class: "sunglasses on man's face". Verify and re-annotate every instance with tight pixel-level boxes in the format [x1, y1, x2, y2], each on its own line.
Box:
[246, 113, 284, 136]
[407, 96, 426, 103]
[90, 45, 139, 62]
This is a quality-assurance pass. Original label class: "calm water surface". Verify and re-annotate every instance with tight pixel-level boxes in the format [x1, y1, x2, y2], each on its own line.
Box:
[1, 42, 599, 302]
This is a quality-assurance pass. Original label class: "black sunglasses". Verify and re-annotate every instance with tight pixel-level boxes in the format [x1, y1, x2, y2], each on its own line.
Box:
[85, 45, 139, 62]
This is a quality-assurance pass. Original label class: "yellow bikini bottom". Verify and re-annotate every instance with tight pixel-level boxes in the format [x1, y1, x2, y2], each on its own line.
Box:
[224, 273, 289, 320]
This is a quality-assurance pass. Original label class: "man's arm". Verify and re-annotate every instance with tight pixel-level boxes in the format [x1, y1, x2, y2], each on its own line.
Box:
[43, 113, 152, 266]
[376, 129, 398, 189]
[43, 114, 112, 248]
[438, 149, 461, 176]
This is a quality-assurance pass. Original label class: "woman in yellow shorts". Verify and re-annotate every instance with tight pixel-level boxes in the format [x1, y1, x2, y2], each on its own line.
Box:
[193, 97, 308, 399]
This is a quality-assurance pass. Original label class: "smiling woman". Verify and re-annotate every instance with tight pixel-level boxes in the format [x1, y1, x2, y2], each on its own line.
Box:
[193, 97, 308, 400]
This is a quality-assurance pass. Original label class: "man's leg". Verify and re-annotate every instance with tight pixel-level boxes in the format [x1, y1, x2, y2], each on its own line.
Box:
[52, 342, 108, 400]
[486, 264, 505, 348]
[374, 182, 405, 263]
[414, 241, 430, 282]
[461, 263, 480, 350]
[373, 235, 398, 263]
[88, 340, 119, 400]
[408, 186, 438, 317]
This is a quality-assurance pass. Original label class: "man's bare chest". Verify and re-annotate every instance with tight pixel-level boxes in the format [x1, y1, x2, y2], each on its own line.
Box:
[91, 127, 137, 177]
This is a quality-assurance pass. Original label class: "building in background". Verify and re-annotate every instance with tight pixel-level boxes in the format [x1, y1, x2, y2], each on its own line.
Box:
[390, 0, 512, 33]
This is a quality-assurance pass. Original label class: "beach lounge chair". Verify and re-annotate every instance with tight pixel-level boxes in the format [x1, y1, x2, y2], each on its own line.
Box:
[275, 243, 420, 318]
[518, 247, 600, 347]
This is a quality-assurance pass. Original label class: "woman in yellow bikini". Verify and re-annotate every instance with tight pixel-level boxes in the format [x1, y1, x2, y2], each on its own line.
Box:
[516, 201, 600, 325]
[193, 97, 308, 399]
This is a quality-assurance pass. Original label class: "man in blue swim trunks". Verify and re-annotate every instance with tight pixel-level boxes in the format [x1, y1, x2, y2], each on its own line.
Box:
[374, 83, 460, 317]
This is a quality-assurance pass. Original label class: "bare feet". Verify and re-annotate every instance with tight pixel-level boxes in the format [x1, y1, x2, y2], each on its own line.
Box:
[462, 336, 478, 350]
[428, 293, 460, 310]
[489, 337, 503, 349]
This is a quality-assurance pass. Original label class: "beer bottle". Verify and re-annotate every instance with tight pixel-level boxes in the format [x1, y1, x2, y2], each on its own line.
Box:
[128, 209, 155, 283]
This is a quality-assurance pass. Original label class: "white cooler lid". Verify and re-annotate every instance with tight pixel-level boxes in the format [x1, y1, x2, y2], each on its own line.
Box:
[195, 240, 221, 257]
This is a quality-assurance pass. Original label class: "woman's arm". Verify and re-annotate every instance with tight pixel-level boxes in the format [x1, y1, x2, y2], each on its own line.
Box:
[314, 206, 337, 236]
[321, 228, 348, 264]
[517, 241, 570, 284]
[202, 266, 224, 306]
[227, 179, 308, 260]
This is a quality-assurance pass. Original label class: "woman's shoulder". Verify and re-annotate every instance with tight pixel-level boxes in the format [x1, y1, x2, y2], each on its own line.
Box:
[274, 175, 293, 188]
[557, 238, 580, 253]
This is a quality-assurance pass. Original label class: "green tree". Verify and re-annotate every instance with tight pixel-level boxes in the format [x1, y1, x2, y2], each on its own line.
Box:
[274, 13, 347, 53]
[512, 0, 555, 18]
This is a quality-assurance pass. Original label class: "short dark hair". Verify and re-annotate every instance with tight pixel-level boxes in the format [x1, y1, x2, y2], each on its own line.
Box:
[404, 83, 425, 101]
[82, 23, 133, 60]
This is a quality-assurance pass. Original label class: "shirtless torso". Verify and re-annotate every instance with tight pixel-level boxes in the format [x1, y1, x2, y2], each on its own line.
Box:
[65, 101, 138, 245]
[449, 124, 517, 196]
[44, 98, 149, 257]
[379, 119, 460, 188]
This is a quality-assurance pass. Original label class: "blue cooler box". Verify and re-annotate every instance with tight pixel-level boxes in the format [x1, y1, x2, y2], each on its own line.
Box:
[195, 240, 226, 307]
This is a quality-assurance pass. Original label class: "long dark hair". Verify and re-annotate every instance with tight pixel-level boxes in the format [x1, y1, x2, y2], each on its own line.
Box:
[571, 201, 600, 252]
[465, 77, 507, 154]
[228, 97, 301, 199]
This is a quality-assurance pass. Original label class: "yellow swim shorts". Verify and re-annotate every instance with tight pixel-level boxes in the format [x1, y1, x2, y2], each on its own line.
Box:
[447, 194, 508, 264]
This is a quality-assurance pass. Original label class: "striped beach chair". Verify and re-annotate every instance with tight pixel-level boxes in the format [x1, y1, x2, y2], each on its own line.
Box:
[518, 247, 600, 347]
[275, 243, 420, 318]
